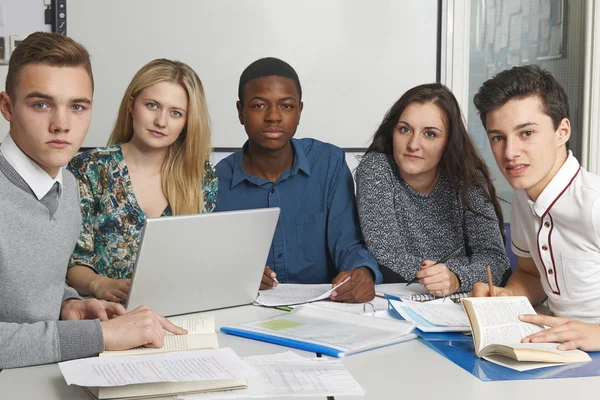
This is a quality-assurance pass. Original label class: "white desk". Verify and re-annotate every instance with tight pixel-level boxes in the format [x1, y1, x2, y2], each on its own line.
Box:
[338, 339, 600, 400]
[2, 304, 600, 400]
[0, 305, 323, 400]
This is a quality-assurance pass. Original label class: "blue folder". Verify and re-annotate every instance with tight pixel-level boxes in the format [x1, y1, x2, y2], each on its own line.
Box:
[423, 337, 600, 381]
[220, 326, 347, 358]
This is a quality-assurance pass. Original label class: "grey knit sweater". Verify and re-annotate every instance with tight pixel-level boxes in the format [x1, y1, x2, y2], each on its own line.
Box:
[0, 152, 104, 369]
[356, 152, 511, 291]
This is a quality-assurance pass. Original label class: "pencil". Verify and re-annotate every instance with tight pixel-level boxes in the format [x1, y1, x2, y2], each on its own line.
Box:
[487, 265, 494, 297]
[406, 247, 462, 286]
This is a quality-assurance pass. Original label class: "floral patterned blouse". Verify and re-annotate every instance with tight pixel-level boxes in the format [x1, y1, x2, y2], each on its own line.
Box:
[67, 143, 218, 279]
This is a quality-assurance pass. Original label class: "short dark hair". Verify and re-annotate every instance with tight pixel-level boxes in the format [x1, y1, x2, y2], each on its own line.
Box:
[238, 57, 302, 105]
[6, 31, 93, 98]
[473, 65, 569, 130]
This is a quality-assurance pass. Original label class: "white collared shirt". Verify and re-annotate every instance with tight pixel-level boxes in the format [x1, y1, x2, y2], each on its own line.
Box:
[0, 133, 63, 200]
[511, 151, 600, 323]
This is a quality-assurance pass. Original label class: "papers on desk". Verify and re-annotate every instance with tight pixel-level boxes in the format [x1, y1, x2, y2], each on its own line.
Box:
[309, 296, 390, 315]
[179, 351, 364, 399]
[375, 283, 429, 298]
[389, 298, 471, 332]
[60, 348, 251, 399]
[59, 348, 252, 387]
[255, 277, 350, 307]
[222, 304, 417, 357]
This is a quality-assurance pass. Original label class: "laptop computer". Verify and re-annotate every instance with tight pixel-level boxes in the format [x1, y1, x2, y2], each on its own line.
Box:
[125, 207, 280, 316]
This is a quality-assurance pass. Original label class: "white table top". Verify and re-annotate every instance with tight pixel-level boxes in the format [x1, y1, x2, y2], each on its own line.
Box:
[2, 304, 600, 400]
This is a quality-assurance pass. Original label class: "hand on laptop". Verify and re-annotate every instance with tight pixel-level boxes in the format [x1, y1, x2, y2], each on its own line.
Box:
[61, 298, 127, 321]
[89, 276, 131, 303]
[329, 267, 375, 303]
[101, 305, 187, 351]
[260, 266, 278, 290]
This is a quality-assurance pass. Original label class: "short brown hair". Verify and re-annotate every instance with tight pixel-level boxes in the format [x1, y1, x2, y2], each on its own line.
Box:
[5, 32, 93, 98]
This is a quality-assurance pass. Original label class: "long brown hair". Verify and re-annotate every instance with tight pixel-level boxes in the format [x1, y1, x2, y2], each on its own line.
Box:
[108, 59, 211, 215]
[366, 83, 506, 242]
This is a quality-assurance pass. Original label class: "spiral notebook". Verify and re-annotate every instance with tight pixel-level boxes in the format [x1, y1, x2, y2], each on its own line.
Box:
[410, 292, 469, 302]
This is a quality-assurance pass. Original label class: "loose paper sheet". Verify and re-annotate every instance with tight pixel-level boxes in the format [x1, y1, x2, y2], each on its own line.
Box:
[179, 351, 364, 399]
[59, 348, 252, 387]
[255, 277, 350, 307]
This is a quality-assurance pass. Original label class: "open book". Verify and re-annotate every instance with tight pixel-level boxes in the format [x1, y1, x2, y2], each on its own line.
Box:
[221, 304, 417, 357]
[100, 315, 218, 357]
[88, 315, 241, 399]
[461, 296, 591, 370]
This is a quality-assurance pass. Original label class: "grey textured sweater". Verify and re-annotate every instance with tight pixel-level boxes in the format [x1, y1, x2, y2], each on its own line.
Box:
[356, 152, 511, 291]
[0, 153, 104, 369]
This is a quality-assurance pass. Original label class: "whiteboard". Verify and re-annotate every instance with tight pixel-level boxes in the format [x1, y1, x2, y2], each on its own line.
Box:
[68, 0, 439, 149]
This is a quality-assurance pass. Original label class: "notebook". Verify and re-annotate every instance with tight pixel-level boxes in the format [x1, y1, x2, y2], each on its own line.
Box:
[221, 304, 417, 357]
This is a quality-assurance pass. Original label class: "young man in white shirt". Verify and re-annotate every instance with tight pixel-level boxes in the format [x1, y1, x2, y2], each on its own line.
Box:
[471, 65, 600, 351]
[0, 32, 185, 369]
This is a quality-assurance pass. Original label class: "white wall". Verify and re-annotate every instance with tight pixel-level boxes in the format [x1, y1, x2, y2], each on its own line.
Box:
[0, 0, 50, 59]
[68, 0, 439, 149]
[0, 0, 50, 139]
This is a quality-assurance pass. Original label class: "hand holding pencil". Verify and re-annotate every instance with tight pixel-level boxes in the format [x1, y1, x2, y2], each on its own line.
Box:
[469, 265, 513, 297]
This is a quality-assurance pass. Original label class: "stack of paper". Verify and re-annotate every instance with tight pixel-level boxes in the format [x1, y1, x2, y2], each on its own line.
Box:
[179, 351, 364, 399]
[59, 348, 254, 399]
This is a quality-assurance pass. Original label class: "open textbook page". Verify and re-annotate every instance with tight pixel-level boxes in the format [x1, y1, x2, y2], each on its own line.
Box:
[101, 315, 218, 357]
[255, 277, 350, 307]
[179, 351, 364, 399]
[462, 297, 544, 353]
[462, 297, 591, 368]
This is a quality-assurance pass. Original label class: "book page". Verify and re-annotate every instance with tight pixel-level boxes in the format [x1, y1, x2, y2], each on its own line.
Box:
[470, 297, 544, 350]
[168, 315, 215, 335]
[59, 348, 253, 387]
[101, 333, 219, 357]
[255, 278, 349, 307]
[181, 352, 364, 399]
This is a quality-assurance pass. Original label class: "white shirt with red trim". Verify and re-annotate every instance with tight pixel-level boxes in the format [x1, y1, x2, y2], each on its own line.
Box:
[510, 152, 600, 323]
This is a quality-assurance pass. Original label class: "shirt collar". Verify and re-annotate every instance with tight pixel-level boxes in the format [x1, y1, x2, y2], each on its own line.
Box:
[0, 133, 64, 199]
[230, 138, 311, 188]
[529, 151, 580, 217]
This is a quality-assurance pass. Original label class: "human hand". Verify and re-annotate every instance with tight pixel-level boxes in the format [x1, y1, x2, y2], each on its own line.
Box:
[260, 266, 278, 290]
[519, 314, 600, 351]
[470, 282, 513, 297]
[89, 276, 131, 303]
[416, 260, 460, 297]
[100, 305, 187, 351]
[330, 267, 375, 303]
[61, 298, 126, 321]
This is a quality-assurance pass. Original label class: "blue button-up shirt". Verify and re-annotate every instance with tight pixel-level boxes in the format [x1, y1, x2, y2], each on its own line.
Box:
[215, 138, 382, 284]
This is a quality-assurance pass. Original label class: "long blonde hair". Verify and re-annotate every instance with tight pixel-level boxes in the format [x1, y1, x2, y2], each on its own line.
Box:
[108, 59, 211, 215]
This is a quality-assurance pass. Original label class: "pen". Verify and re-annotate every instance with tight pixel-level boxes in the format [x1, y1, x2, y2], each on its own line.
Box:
[487, 265, 495, 297]
[406, 247, 462, 286]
